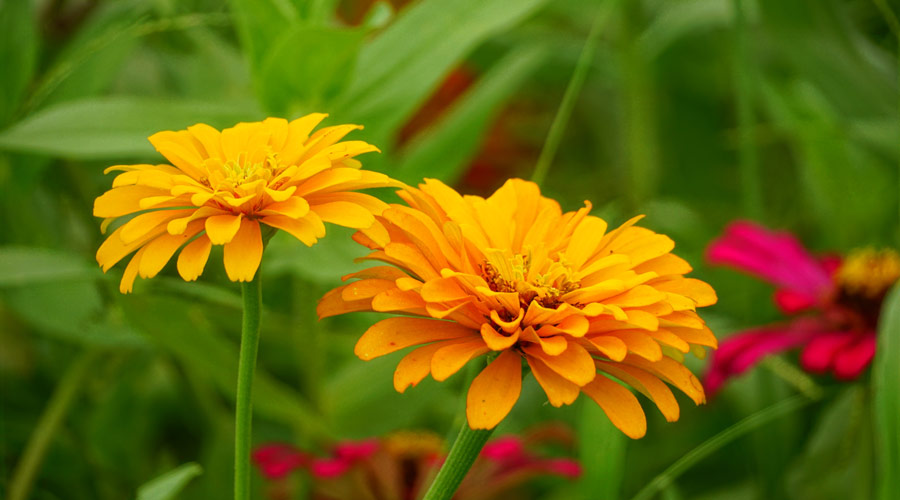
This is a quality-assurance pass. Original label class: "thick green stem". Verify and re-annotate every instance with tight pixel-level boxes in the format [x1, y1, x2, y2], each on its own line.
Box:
[234, 274, 262, 500]
[421, 423, 494, 500]
[8, 349, 99, 500]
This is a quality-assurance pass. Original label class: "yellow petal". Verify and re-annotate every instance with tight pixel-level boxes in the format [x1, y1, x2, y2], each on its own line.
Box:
[354, 318, 476, 360]
[466, 350, 522, 430]
[261, 214, 320, 246]
[205, 214, 243, 245]
[431, 338, 490, 381]
[526, 356, 581, 407]
[223, 219, 262, 282]
[177, 235, 212, 281]
[312, 201, 376, 229]
[581, 374, 647, 439]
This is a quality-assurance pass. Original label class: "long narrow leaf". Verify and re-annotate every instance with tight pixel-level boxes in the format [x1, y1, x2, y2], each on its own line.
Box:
[873, 284, 900, 499]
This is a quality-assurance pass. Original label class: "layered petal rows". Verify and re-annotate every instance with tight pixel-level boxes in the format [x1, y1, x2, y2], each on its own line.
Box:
[319, 178, 718, 437]
[94, 114, 400, 292]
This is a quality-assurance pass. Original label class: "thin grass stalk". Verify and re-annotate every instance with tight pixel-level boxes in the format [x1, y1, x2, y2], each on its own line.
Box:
[8, 349, 100, 500]
[531, 3, 614, 186]
[629, 394, 815, 500]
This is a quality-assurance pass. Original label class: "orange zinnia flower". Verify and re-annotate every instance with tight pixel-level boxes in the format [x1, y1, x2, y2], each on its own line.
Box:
[318, 179, 718, 438]
[94, 115, 399, 293]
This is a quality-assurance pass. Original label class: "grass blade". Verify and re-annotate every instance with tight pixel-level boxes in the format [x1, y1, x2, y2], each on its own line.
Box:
[873, 284, 900, 499]
[629, 394, 813, 500]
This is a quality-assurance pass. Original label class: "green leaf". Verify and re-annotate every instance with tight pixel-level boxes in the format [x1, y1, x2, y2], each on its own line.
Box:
[336, 0, 548, 142]
[227, 0, 299, 74]
[395, 45, 545, 184]
[577, 399, 627, 500]
[0, 97, 261, 159]
[122, 296, 329, 436]
[873, 284, 900, 500]
[136, 462, 203, 500]
[258, 25, 364, 114]
[0, 0, 37, 124]
[0, 247, 100, 287]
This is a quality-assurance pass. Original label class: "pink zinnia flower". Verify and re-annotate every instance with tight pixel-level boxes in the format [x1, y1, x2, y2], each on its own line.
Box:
[252, 427, 580, 500]
[704, 221, 900, 394]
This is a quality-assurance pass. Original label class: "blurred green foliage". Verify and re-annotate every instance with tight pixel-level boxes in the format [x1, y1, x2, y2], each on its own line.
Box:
[0, 0, 898, 499]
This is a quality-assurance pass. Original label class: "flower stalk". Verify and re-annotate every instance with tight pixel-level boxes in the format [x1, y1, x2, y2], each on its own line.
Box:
[235, 273, 263, 500]
[421, 423, 494, 500]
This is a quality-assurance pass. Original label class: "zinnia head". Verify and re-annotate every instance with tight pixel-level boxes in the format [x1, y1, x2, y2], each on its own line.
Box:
[94, 114, 400, 292]
[704, 222, 900, 394]
[319, 178, 718, 437]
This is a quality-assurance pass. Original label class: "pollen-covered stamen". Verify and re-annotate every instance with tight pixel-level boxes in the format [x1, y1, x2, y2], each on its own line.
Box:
[482, 249, 581, 309]
[832, 248, 900, 326]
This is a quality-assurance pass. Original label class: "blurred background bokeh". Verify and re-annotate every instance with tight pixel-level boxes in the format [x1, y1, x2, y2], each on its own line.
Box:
[1, 0, 898, 498]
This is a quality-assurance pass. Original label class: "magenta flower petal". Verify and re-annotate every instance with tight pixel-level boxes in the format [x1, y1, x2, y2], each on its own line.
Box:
[252, 443, 308, 479]
[544, 459, 583, 478]
[705, 325, 814, 395]
[334, 438, 379, 461]
[482, 436, 524, 460]
[707, 221, 831, 299]
[799, 332, 854, 374]
[832, 333, 877, 380]
[310, 458, 351, 479]
[773, 289, 818, 314]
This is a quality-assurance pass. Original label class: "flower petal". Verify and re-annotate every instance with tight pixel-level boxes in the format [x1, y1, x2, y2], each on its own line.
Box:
[466, 350, 522, 429]
[354, 318, 476, 360]
[223, 219, 262, 282]
[205, 214, 243, 245]
[581, 374, 647, 439]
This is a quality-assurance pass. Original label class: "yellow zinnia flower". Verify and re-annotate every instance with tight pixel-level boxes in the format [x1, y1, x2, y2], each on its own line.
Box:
[95, 114, 399, 293]
[318, 179, 717, 438]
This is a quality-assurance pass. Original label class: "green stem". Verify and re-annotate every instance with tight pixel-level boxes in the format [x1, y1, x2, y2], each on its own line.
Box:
[531, 4, 614, 186]
[733, 0, 763, 220]
[421, 423, 494, 500]
[234, 274, 263, 500]
[629, 394, 815, 500]
[8, 349, 99, 500]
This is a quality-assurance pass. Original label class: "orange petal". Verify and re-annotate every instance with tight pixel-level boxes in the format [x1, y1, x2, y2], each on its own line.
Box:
[596, 361, 680, 422]
[584, 335, 628, 361]
[431, 338, 490, 381]
[94, 185, 170, 218]
[223, 219, 262, 282]
[311, 201, 376, 229]
[466, 350, 522, 430]
[177, 234, 212, 281]
[205, 214, 243, 245]
[526, 356, 581, 407]
[393, 341, 459, 393]
[317, 285, 372, 319]
[581, 374, 647, 439]
[523, 341, 596, 386]
[261, 214, 321, 246]
[354, 318, 476, 360]
[479, 323, 519, 351]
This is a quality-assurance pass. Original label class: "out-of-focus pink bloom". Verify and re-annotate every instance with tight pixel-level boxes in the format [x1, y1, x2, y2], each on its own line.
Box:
[252, 443, 308, 480]
[252, 426, 580, 500]
[704, 221, 900, 394]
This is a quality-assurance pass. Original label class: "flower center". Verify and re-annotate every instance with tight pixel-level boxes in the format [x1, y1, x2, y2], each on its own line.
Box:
[203, 151, 282, 192]
[832, 248, 900, 327]
[835, 248, 900, 299]
[482, 249, 580, 309]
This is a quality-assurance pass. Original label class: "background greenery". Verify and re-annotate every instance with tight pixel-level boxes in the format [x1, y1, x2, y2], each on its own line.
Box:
[1, 0, 899, 498]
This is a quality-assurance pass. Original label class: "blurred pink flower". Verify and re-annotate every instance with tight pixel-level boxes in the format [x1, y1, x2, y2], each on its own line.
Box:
[704, 221, 899, 394]
[253, 426, 580, 500]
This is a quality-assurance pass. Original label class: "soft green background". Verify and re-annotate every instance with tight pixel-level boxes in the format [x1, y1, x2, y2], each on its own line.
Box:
[1, 0, 898, 499]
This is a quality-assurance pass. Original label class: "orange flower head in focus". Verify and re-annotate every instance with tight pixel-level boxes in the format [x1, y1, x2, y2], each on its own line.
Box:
[94, 114, 400, 292]
[318, 178, 718, 437]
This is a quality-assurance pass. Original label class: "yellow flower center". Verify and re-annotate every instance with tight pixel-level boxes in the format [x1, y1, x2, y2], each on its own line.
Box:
[204, 151, 281, 191]
[382, 431, 444, 458]
[482, 248, 581, 308]
[835, 248, 900, 299]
